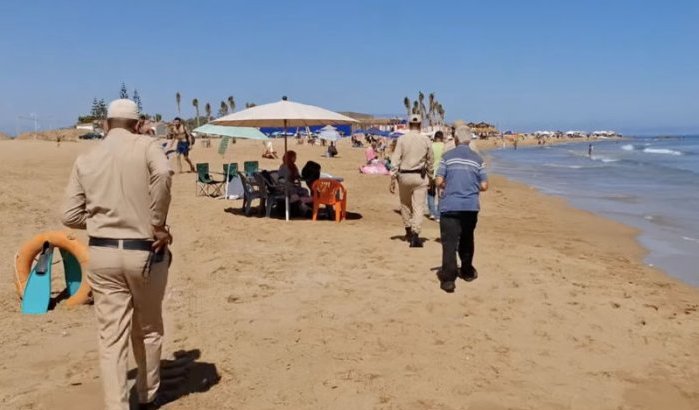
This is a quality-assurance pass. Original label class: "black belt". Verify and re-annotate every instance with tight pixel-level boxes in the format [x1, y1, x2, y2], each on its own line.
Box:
[89, 237, 154, 251]
[399, 169, 423, 174]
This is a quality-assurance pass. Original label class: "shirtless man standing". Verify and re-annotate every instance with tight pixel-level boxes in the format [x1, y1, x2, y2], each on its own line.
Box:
[168, 117, 196, 173]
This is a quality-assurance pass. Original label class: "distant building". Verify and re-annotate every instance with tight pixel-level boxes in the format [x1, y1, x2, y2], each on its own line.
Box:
[75, 123, 96, 132]
[467, 121, 499, 139]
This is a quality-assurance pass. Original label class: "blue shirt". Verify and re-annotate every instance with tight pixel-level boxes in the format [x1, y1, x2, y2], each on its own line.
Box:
[436, 145, 487, 213]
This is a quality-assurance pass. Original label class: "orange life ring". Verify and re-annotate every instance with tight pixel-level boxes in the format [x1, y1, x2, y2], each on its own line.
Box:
[15, 231, 91, 307]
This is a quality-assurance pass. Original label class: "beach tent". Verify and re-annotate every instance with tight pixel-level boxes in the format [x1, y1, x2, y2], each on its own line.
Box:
[318, 127, 342, 142]
[212, 97, 358, 221]
[367, 128, 390, 137]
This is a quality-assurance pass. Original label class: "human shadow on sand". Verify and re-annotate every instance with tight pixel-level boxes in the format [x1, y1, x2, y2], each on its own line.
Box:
[225, 206, 362, 221]
[128, 349, 220, 408]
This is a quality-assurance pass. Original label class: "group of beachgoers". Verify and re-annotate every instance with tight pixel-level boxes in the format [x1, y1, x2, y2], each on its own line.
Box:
[55, 98, 491, 409]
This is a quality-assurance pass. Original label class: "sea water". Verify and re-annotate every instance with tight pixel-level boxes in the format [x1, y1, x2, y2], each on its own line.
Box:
[488, 136, 699, 286]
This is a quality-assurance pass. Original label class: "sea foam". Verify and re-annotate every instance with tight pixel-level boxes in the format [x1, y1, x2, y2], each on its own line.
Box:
[643, 148, 683, 155]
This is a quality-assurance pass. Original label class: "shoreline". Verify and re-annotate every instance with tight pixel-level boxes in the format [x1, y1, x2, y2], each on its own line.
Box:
[1, 139, 698, 409]
[485, 138, 698, 288]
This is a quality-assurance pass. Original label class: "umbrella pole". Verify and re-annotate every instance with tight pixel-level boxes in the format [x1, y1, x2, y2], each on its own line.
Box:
[284, 119, 289, 221]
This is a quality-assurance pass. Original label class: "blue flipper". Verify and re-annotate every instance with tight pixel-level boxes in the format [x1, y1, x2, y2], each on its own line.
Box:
[60, 248, 82, 296]
[21, 243, 54, 315]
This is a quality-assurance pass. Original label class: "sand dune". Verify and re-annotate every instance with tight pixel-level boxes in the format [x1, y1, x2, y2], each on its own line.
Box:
[0, 138, 697, 409]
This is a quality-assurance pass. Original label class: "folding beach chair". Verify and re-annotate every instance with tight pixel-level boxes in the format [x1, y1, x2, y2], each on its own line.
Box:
[243, 161, 259, 177]
[195, 163, 223, 197]
[311, 179, 347, 222]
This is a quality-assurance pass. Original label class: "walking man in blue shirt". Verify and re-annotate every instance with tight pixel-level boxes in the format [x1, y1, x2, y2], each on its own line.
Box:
[435, 126, 489, 293]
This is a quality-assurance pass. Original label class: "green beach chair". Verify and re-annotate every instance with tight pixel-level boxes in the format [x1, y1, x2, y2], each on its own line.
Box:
[244, 161, 259, 177]
[195, 163, 224, 197]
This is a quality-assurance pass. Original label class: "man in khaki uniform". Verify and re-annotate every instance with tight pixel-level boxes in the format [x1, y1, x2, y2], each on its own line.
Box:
[389, 114, 434, 247]
[62, 99, 173, 410]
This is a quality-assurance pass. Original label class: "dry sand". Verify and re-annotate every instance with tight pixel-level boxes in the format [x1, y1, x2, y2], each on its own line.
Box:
[1, 138, 698, 410]
[15, 128, 85, 141]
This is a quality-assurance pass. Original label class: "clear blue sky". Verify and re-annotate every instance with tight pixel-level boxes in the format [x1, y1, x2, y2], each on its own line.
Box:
[1, 0, 697, 135]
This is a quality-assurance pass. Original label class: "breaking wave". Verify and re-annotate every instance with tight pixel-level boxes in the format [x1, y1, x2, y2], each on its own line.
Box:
[643, 148, 683, 155]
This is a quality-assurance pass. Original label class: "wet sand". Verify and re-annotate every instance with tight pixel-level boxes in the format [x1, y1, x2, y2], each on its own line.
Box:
[0, 138, 698, 410]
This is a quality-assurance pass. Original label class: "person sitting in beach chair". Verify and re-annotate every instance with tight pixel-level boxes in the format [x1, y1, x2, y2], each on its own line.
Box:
[278, 151, 312, 214]
[351, 135, 363, 148]
[301, 160, 322, 190]
[327, 142, 338, 158]
[262, 141, 278, 159]
[365, 143, 378, 164]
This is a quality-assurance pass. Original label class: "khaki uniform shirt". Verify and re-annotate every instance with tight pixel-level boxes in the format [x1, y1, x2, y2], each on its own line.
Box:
[390, 131, 435, 175]
[62, 128, 172, 240]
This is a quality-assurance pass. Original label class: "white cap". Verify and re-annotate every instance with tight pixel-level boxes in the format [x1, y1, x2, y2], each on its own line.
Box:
[107, 99, 139, 120]
[409, 114, 422, 124]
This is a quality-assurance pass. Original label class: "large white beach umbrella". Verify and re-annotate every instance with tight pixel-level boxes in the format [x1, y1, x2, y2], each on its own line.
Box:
[212, 97, 358, 220]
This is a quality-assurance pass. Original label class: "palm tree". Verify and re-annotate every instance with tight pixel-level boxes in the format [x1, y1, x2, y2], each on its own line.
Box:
[437, 103, 445, 125]
[428, 93, 435, 126]
[418, 91, 426, 120]
[205, 103, 212, 120]
[227, 96, 236, 113]
[403, 97, 411, 117]
[219, 101, 229, 117]
[175, 92, 181, 115]
[192, 98, 200, 127]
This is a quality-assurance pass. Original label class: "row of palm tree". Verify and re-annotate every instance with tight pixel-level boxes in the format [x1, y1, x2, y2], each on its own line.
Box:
[402, 91, 446, 127]
[175, 92, 240, 127]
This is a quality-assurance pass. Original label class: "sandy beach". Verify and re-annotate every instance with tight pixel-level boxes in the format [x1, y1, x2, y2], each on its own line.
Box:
[1, 138, 698, 410]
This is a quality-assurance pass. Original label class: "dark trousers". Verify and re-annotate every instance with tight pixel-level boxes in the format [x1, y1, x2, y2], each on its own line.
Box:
[439, 211, 479, 282]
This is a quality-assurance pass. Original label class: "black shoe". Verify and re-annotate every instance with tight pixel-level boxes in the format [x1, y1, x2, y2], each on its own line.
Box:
[440, 281, 456, 293]
[458, 267, 478, 282]
[139, 402, 160, 410]
[404, 227, 412, 241]
[409, 232, 423, 248]
[139, 393, 174, 410]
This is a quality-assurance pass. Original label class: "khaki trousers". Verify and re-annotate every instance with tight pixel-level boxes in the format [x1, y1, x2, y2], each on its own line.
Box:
[398, 173, 428, 234]
[88, 246, 169, 410]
